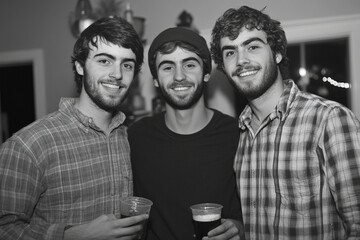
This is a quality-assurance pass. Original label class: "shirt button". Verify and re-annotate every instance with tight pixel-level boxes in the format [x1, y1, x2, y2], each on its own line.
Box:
[252, 200, 256, 208]
[251, 170, 256, 176]
[270, 112, 276, 120]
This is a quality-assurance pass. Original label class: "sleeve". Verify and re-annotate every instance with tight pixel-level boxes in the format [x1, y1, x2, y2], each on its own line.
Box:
[0, 139, 66, 240]
[323, 107, 360, 239]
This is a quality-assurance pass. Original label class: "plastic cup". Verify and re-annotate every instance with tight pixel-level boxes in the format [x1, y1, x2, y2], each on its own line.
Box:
[190, 203, 223, 240]
[120, 196, 153, 239]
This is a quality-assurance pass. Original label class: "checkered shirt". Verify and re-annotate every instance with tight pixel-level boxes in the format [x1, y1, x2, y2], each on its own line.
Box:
[0, 98, 133, 240]
[235, 80, 360, 239]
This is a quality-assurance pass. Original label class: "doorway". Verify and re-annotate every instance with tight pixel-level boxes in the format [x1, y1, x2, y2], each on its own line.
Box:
[0, 64, 35, 142]
[0, 49, 46, 144]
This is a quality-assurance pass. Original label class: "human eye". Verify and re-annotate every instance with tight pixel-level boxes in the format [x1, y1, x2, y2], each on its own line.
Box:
[249, 45, 259, 50]
[184, 61, 198, 70]
[248, 42, 263, 51]
[159, 64, 173, 72]
[97, 58, 111, 65]
[122, 62, 135, 71]
[223, 50, 235, 58]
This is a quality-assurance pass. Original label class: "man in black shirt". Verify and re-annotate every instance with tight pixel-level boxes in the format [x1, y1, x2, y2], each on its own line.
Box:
[128, 27, 243, 240]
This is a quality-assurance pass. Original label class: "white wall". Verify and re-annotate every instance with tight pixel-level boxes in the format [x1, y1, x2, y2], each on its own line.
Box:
[0, 0, 359, 115]
[131, 0, 360, 45]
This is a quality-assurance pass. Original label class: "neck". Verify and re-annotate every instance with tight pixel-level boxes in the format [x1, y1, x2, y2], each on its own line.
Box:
[164, 97, 213, 134]
[75, 93, 114, 134]
[248, 77, 284, 123]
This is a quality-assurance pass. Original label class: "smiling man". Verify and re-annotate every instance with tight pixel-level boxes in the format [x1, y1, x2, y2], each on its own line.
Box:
[0, 17, 147, 240]
[211, 6, 360, 239]
[128, 27, 243, 240]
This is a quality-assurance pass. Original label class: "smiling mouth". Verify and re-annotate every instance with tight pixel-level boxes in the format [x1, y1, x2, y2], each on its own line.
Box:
[172, 86, 191, 91]
[238, 70, 258, 77]
[101, 82, 126, 90]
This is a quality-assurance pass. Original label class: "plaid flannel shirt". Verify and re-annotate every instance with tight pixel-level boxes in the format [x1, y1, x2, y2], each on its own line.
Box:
[0, 98, 133, 240]
[235, 80, 360, 239]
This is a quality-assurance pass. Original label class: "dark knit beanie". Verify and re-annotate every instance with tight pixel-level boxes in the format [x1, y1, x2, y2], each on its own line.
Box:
[148, 27, 212, 78]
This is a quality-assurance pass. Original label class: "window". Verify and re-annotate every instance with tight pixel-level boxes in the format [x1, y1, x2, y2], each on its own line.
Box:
[287, 38, 350, 107]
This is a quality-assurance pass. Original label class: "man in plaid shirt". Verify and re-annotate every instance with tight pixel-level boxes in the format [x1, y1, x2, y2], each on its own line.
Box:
[0, 17, 147, 239]
[211, 5, 360, 239]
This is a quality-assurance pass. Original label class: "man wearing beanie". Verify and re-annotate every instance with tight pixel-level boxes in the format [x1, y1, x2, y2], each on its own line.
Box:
[128, 27, 243, 239]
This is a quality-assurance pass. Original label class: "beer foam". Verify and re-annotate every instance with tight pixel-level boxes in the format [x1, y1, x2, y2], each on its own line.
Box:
[193, 214, 221, 222]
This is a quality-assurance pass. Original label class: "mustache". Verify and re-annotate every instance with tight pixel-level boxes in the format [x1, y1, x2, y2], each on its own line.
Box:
[168, 81, 194, 88]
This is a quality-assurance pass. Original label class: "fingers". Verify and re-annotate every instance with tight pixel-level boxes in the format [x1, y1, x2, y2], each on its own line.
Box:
[116, 214, 149, 227]
[112, 215, 149, 238]
[205, 219, 240, 240]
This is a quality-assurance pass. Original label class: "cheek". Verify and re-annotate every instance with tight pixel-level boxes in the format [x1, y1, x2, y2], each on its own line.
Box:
[223, 60, 235, 74]
[85, 67, 101, 79]
[157, 72, 173, 82]
[124, 70, 135, 78]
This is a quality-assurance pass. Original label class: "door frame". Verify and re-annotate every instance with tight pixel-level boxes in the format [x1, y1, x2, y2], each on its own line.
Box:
[0, 48, 47, 119]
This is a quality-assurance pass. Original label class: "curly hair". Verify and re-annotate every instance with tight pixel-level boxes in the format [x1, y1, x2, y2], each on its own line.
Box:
[71, 17, 144, 93]
[210, 6, 289, 79]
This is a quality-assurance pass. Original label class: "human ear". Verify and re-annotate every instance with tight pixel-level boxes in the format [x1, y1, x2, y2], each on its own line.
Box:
[75, 61, 84, 76]
[153, 79, 159, 88]
[203, 73, 210, 82]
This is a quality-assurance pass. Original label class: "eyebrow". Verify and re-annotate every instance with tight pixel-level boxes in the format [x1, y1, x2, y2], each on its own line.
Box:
[94, 53, 116, 60]
[93, 53, 136, 64]
[158, 57, 201, 69]
[221, 37, 267, 52]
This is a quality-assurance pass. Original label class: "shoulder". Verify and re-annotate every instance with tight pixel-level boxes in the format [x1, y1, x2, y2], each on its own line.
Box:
[211, 109, 238, 128]
[0, 110, 68, 162]
[289, 92, 360, 134]
[295, 91, 356, 119]
[5, 107, 80, 151]
[206, 109, 239, 141]
[128, 113, 164, 137]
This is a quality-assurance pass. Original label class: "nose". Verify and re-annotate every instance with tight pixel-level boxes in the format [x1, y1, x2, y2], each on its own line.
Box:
[174, 66, 185, 82]
[236, 49, 250, 66]
[109, 65, 122, 80]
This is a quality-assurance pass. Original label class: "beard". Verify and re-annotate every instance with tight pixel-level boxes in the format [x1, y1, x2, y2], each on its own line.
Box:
[231, 57, 278, 101]
[158, 80, 205, 110]
[83, 71, 128, 113]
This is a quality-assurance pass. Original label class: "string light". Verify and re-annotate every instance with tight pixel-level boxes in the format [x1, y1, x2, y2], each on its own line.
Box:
[322, 77, 351, 89]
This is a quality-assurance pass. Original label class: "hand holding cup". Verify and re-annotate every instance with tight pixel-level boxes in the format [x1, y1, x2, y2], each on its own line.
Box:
[120, 196, 153, 239]
[190, 203, 223, 240]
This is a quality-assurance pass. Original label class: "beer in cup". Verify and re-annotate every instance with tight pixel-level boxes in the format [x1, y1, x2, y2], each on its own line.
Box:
[120, 196, 153, 239]
[190, 203, 223, 240]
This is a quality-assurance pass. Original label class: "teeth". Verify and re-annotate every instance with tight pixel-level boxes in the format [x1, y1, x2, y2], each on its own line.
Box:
[173, 86, 189, 91]
[102, 83, 119, 89]
[240, 70, 257, 77]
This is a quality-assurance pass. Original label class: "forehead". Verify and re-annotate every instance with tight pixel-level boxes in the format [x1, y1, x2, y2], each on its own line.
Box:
[155, 46, 203, 65]
[88, 38, 136, 59]
[220, 27, 268, 47]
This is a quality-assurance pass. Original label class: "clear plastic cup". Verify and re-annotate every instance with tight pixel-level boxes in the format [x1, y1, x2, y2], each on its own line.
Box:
[190, 203, 223, 240]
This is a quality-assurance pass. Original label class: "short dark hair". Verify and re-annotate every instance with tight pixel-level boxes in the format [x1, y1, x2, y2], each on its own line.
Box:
[71, 17, 144, 93]
[210, 6, 289, 79]
[149, 41, 210, 79]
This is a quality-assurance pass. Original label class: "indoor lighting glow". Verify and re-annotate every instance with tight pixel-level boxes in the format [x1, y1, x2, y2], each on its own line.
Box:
[69, 0, 96, 38]
[299, 67, 307, 77]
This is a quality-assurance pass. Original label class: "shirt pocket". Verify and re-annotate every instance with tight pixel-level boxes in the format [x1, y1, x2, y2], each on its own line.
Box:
[276, 170, 321, 218]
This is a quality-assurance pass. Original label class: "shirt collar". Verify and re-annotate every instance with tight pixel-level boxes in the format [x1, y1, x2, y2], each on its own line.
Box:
[238, 79, 299, 129]
[59, 98, 126, 131]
